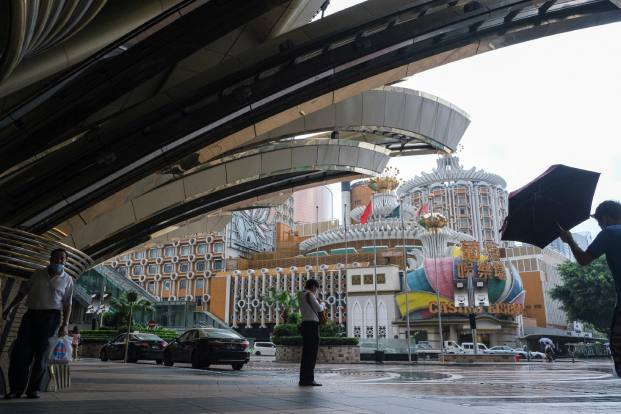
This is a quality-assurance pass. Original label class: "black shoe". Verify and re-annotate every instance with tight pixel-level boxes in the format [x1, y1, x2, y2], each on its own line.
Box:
[26, 391, 40, 399]
[3, 392, 21, 400]
[299, 381, 322, 386]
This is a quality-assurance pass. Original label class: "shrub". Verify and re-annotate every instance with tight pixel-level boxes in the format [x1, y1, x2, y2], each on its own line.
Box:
[272, 323, 300, 338]
[320, 321, 345, 337]
[273, 336, 359, 346]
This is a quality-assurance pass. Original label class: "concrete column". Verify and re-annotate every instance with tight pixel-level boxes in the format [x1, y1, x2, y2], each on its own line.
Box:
[341, 181, 351, 225]
[449, 324, 457, 342]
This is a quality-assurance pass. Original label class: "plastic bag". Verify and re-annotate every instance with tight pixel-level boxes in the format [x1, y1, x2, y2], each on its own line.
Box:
[48, 336, 73, 364]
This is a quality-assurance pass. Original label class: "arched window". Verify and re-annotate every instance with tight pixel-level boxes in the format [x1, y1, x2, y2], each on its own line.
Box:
[352, 301, 362, 338]
[378, 301, 388, 339]
[364, 301, 375, 339]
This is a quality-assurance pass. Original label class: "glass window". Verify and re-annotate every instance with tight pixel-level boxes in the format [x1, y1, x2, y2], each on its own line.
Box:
[133, 265, 143, 275]
[134, 334, 161, 341]
[213, 242, 224, 253]
[195, 260, 206, 272]
[179, 261, 190, 273]
[363, 274, 373, 285]
[147, 281, 155, 292]
[121, 255, 129, 261]
[377, 273, 386, 284]
[198, 329, 241, 339]
[196, 243, 207, 254]
[163, 263, 173, 273]
[148, 248, 160, 258]
[147, 264, 158, 275]
[196, 278, 204, 289]
[213, 259, 223, 270]
[163, 280, 171, 291]
[133, 251, 145, 259]
[118, 267, 128, 276]
[351, 275, 361, 285]
[180, 245, 191, 256]
[164, 246, 174, 257]
[178, 331, 192, 342]
[179, 279, 187, 289]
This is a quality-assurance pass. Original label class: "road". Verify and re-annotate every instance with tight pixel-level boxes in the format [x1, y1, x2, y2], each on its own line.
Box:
[2, 358, 619, 413]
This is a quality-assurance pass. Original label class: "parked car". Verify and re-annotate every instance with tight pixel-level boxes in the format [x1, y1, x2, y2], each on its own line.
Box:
[253, 342, 276, 356]
[517, 350, 545, 359]
[461, 342, 489, 354]
[100, 332, 167, 364]
[487, 346, 516, 354]
[163, 328, 250, 370]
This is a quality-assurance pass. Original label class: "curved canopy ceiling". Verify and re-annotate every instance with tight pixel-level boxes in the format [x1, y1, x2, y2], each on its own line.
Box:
[239, 86, 470, 156]
[0, 0, 618, 248]
[59, 138, 390, 261]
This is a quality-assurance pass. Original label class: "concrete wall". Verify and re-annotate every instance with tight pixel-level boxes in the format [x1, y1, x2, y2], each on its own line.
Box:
[275, 345, 360, 364]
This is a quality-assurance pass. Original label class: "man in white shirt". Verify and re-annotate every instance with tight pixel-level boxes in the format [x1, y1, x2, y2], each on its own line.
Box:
[2, 248, 73, 399]
[298, 278, 325, 386]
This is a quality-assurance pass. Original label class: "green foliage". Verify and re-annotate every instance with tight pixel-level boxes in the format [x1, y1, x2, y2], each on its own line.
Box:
[287, 312, 302, 325]
[272, 323, 300, 338]
[273, 336, 359, 346]
[320, 320, 345, 337]
[104, 291, 154, 328]
[550, 257, 616, 334]
[262, 287, 300, 323]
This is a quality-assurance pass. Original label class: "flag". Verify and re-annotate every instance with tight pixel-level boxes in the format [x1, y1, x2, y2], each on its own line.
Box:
[417, 203, 429, 217]
[386, 205, 400, 218]
[360, 200, 372, 224]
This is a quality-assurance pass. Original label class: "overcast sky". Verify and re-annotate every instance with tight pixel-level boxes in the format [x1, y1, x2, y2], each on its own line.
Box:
[324, 0, 621, 239]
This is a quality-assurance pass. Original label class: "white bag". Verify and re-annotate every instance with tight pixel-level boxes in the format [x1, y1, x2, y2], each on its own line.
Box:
[48, 336, 73, 364]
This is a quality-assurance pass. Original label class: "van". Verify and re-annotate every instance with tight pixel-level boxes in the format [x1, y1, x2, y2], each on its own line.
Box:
[443, 340, 464, 354]
[461, 342, 489, 354]
[253, 342, 276, 356]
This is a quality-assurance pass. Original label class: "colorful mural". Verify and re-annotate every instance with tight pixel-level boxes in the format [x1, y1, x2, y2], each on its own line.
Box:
[395, 247, 525, 320]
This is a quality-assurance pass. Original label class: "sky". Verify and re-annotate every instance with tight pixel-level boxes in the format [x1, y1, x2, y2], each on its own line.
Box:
[323, 0, 621, 239]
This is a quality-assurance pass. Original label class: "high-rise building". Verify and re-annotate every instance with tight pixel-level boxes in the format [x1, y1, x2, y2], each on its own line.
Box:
[292, 186, 334, 224]
[398, 155, 508, 243]
[547, 231, 593, 261]
[503, 244, 568, 330]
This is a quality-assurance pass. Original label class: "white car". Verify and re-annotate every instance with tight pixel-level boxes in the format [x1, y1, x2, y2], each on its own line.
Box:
[487, 346, 516, 354]
[253, 342, 276, 356]
[461, 342, 489, 354]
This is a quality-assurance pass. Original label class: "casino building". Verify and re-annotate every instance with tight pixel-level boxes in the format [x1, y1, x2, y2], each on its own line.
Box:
[104, 163, 527, 347]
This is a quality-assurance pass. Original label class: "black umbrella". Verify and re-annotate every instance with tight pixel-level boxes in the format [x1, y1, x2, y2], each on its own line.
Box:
[501, 164, 599, 248]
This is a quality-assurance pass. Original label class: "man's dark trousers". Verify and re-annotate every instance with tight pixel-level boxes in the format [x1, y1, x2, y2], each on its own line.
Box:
[8, 309, 61, 394]
[299, 321, 320, 384]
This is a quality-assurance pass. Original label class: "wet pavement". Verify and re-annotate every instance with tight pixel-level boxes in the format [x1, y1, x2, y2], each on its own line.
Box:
[2, 358, 620, 413]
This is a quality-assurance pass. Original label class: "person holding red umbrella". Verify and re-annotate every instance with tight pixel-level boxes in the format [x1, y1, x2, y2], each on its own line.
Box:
[559, 200, 621, 375]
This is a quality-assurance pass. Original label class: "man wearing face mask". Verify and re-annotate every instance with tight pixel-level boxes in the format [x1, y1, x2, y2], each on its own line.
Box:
[2, 248, 73, 399]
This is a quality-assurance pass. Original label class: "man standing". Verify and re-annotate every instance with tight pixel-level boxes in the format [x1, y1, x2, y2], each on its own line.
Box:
[1, 248, 73, 399]
[560, 200, 621, 375]
[298, 278, 325, 387]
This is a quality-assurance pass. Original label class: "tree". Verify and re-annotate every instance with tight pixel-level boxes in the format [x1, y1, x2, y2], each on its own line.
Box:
[550, 257, 616, 334]
[106, 291, 154, 328]
[262, 287, 300, 324]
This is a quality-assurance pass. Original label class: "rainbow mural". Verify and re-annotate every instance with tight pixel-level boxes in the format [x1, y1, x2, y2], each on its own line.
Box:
[395, 248, 525, 320]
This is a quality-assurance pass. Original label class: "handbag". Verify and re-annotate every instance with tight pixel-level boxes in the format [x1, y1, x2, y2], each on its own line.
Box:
[306, 292, 328, 325]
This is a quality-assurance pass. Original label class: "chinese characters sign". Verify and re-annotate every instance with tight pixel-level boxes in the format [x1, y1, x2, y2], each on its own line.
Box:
[457, 240, 505, 280]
